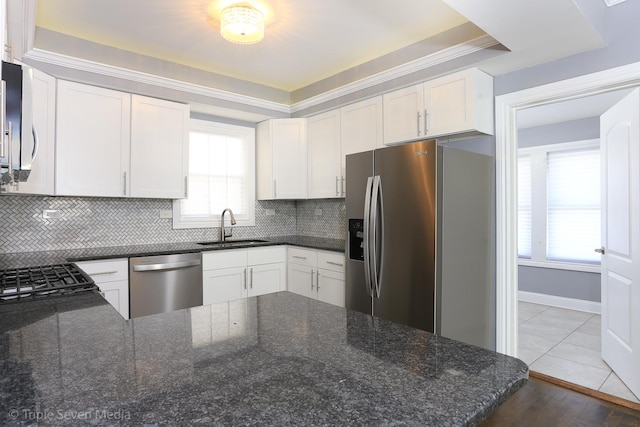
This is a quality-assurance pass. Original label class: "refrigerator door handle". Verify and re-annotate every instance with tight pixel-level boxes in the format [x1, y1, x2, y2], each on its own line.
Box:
[370, 175, 384, 298]
[363, 176, 374, 297]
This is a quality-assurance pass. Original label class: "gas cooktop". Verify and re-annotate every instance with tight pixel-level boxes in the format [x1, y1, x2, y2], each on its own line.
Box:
[0, 263, 97, 303]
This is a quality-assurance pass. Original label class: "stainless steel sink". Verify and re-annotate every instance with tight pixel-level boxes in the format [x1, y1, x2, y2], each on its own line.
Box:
[196, 239, 269, 247]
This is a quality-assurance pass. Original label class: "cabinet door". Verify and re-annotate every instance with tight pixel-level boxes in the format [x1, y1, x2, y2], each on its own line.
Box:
[97, 280, 130, 319]
[316, 269, 345, 307]
[423, 68, 494, 137]
[130, 95, 189, 199]
[76, 258, 129, 319]
[272, 118, 307, 199]
[203, 266, 246, 305]
[248, 263, 285, 297]
[340, 96, 383, 187]
[9, 68, 56, 195]
[307, 110, 341, 199]
[382, 85, 424, 145]
[56, 81, 131, 197]
[287, 264, 315, 299]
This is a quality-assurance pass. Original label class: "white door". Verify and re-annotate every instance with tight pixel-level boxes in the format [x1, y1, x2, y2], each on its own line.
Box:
[307, 110, 341, 199]
[600, 88, 640, 399]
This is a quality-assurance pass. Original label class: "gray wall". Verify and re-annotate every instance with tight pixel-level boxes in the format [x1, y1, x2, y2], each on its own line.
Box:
[516, 117, 601, 302]
[518, 117, 600, 148]
[492, 1, 640, 304]
[519, 266, 601, 302]
[494, 0, 640, 97]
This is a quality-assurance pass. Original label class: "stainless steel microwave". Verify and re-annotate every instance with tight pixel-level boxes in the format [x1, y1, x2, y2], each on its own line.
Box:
[1, 60, 35, 184]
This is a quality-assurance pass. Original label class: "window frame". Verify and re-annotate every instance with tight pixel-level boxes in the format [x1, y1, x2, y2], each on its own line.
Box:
[172, 119, 256, 230]
[517, 139, 601, 273]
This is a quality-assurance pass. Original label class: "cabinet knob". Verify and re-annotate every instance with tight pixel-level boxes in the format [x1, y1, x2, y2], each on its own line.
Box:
[595, 247, 605, 254]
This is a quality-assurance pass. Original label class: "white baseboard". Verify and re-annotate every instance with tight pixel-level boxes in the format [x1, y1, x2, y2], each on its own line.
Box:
[518, 291, 601, 314]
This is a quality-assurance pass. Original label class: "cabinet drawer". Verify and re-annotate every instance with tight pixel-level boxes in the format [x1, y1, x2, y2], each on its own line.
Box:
[317, 251, 345, 273]
[288, 247, 317, 267]
[202, 249, 247, 270]
[75, 259, 128, 283]
[248, 246, 286, 265]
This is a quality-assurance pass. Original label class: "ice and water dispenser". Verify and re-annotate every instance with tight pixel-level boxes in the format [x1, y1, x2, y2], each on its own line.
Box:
[348, 219, 364, 261]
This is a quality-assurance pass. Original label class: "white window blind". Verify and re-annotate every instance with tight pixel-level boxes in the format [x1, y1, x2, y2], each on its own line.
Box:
[546, 148, 600, 263]
[518, 155, 532, 258]
[173, 120, 255, 229]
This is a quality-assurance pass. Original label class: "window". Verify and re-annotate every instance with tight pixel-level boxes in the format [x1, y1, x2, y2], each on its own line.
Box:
[518, 139, 600, 270]
[173, 120, 255, 229]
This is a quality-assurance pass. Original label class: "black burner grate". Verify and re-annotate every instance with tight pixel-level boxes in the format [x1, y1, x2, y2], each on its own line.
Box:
[0, 263, 97, 302]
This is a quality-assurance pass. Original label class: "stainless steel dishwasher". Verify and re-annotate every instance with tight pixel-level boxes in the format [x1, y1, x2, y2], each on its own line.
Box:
[129, 252, 202, 318]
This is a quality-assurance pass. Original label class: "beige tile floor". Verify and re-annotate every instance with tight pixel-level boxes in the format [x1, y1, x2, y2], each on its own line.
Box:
[518, 301, 640, 403]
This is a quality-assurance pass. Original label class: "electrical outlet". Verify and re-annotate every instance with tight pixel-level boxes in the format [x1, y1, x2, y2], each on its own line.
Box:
[42, 209, 61, 219]
[315, 209, 323, 216]
[265, 209, 275, 216]
[159, 210, 173, 219]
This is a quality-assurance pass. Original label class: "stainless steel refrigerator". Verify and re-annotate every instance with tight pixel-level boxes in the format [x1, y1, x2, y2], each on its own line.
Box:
[345, 139, 495, 350]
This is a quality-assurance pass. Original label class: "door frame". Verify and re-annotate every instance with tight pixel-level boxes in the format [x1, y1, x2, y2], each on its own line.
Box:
[495, 61, 640, 356]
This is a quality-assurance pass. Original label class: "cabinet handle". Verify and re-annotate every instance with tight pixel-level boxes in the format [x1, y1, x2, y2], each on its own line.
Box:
[416, 111, 421, 136]
[336, 176, 339, 196]
[243, 268, 247, 289]
[184, 176, 188, 197]
[293, 255, 307, 260]
[90, 270, 118, 276]
[273, 180, 277, 197]
[316, 270, 320, 292]
[424, 109, 428, 134]
[311, 269, 315, 290]
[123, 172, 127, 196]
[341, 176, 345, 197]
[249, 268, 253, 289]
[326, 261, 344, 267]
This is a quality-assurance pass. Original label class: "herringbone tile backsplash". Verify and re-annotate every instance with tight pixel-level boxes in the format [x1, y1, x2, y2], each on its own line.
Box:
[0, 196, 345, 254]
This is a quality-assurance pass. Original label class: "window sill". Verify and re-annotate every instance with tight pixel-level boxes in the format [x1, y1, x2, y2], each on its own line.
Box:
[517, 259, 600, 273]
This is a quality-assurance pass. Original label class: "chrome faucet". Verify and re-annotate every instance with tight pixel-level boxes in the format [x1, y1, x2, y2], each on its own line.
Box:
[221, 208, 237, 242]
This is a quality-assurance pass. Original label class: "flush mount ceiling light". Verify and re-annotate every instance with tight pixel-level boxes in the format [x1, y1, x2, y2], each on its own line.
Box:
[220, 3, 265, 44]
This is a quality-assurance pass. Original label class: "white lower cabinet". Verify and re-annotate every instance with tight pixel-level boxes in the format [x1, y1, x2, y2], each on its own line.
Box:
[287, 247, 345, 307]
[75, 258, 129, 319]
[202, 246, 286, 305]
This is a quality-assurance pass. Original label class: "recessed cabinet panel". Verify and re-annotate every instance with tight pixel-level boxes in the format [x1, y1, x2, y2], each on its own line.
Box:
[383, 85, 424, 145]
[130, 95, 189, 199]
[307, 110, 341, 199]
[256, 119, 307, 200]
[56, 80, 131, 197]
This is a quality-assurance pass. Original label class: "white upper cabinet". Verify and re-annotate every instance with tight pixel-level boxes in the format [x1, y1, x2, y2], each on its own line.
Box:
[383, 68, 494, 145]
[55, 80, 189, 198]
[130, 95, 189, 199]
[423, 68, 493, 137]
[340, 96, 383, 157]
[383, 85, 424, 145]
[307, 109, 342, 199]
[306, 96, 383, 199]
[7, 67, 56, 195]
[256, 118, 307, 200]
[56, 80, 131, 197]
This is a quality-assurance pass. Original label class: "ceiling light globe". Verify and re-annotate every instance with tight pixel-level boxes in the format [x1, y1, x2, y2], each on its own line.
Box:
[220, 4, 265, 44]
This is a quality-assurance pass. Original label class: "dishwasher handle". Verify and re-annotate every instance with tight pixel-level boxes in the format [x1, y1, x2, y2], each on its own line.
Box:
[132, 259, 201, 272]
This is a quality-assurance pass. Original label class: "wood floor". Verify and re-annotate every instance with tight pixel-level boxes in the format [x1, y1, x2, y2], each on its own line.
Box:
[481, 377, 640, 426]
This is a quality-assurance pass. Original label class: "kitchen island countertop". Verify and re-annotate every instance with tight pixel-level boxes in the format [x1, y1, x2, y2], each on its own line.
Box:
[0, 235, 344, 269]
[0, 291, 527, 426]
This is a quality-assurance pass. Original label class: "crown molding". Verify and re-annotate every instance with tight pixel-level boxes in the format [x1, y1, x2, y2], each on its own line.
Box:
[290, 34, 500, 113]
[22, 32, 498, 117]
[23, 48, 291, 113]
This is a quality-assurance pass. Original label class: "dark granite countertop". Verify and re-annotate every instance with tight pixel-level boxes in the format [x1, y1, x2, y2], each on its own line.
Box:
[0, 236, 345, 269]
[0, 291, 528, 426]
